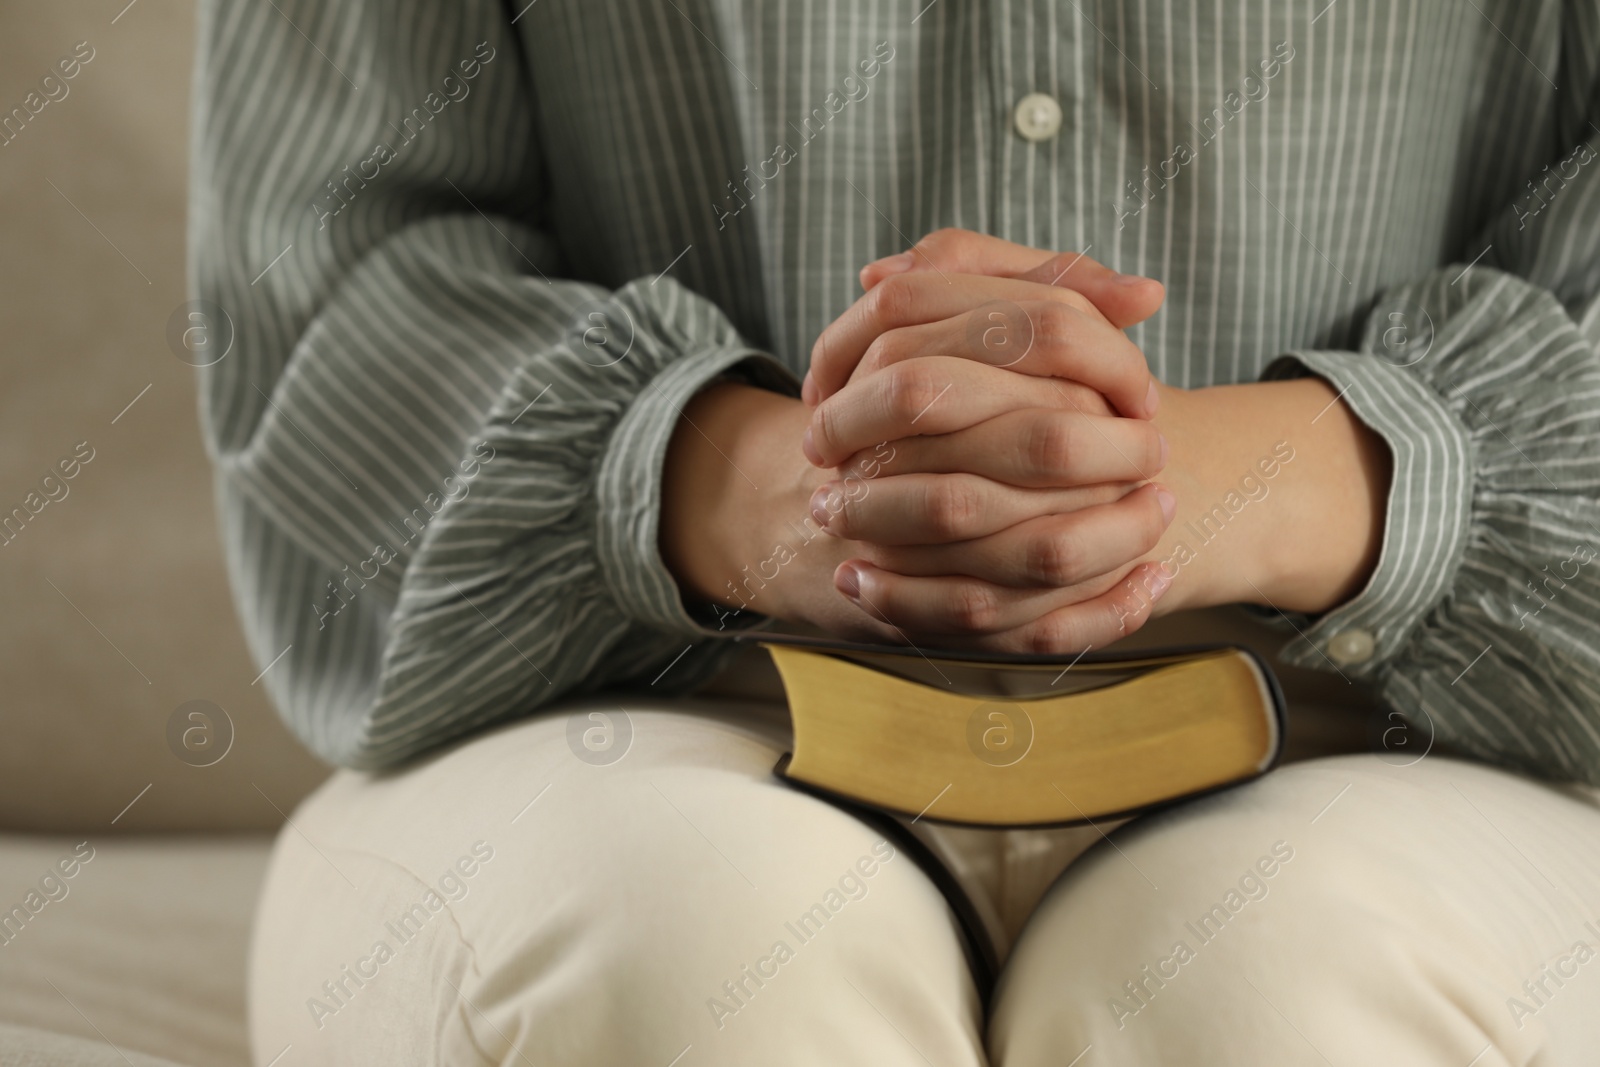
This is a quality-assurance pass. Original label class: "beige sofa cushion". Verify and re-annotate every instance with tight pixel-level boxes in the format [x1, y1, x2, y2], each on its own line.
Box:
[0, 0, 328, 833]
[0, 1024, 187, 1067]
[0, 835, 270, 1067]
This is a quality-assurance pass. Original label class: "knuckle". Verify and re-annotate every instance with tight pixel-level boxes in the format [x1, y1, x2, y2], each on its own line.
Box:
[860, 331, 904, 378]
[920, 227, 970, 262]
[1031, 302, 1079, 350]
[926, 477, 983, 538]
[1024, 416, 1077, 477]
[865, 274, 917, 328]
[1106, 579, 1154, 635]
[1025, 527, 1083, 585]
[950, 583, 1000, 631]
[884, 361, 940, 423]
[1023, 615, 1077, 656]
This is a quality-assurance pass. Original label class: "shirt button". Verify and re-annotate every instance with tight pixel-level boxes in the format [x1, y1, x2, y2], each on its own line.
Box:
[1326, 628, 1377, 666]
[1013, 92, 1063, 142]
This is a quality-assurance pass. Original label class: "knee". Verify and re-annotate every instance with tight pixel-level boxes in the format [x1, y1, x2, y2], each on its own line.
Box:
[251, 702, 979, 1065]
[991, 757, 1562, 1066]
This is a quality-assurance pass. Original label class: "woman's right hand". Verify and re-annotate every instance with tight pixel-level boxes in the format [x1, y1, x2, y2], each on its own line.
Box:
[660, 380, 1173, 653]
[659, 382, 887, 638]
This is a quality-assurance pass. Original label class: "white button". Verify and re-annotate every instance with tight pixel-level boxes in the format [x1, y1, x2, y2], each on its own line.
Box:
[1013, 92, 1063, 142]
[1326, 628, 1377, 666]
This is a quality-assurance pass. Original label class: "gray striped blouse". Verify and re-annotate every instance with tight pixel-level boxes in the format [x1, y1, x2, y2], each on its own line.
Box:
[190, 0, 1600, 780]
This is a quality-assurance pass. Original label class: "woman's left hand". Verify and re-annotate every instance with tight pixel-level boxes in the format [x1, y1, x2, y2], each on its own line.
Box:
[827, 228, 1393, 622]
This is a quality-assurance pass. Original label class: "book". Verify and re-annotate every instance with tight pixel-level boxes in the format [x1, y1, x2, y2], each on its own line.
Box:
[750, 633, 1286, 828]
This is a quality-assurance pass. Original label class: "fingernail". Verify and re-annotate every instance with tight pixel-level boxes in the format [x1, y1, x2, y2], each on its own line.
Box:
[1116, 271, 1155, 286]
[1155, 485, 1177, 523]
[835, 562, 862, 599]
[802, 426, 823, 466]
[809, 486, 833, 529]
[1157, 433, 1170, 469]
[801, 370, 818, 406]
[869, 251, 915, 277]
[1144, 380, 1160, 417]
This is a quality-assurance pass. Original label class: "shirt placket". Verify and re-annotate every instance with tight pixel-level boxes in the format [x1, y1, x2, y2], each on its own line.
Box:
[988, 0, 1080, 252]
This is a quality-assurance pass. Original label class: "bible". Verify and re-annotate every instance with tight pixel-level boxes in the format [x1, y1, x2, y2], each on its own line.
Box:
[753, 633, 1286, 827]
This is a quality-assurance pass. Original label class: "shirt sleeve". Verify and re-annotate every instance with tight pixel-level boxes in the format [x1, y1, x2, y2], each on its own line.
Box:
[191, 0, 790, 768]
[1259, 4, 1600, 784]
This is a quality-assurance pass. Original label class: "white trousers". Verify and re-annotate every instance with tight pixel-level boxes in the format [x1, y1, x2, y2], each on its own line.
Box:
[249, 694, 1600, 1066]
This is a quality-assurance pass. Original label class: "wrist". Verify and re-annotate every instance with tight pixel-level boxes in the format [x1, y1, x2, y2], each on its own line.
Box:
[1146, 378, 1388, 616]
[1259, 376, 1390, 613]
[1140, 383, 1260, 613]
[660, 382, 837, 617]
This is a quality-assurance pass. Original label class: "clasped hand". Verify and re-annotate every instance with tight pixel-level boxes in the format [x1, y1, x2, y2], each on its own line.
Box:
[662, 229, 1387, 653]
[796, 230, 1176, 652]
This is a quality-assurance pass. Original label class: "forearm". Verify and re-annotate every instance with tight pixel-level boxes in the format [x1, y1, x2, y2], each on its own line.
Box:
[1149, 378, 1390, 616]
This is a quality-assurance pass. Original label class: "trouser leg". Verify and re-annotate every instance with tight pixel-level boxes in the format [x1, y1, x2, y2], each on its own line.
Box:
[248, 699, 987, 1066]
[992, 755, 1600, 1066]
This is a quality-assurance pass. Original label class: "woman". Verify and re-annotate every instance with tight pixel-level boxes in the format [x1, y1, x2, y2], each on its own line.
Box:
[191, 1, 1600, 1062]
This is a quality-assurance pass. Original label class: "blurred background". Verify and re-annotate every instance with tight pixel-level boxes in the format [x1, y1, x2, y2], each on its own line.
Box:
[1, 2, 328, 1062]
[0, 0, 328, 832]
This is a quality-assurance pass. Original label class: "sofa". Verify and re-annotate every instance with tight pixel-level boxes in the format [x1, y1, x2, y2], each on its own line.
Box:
[0, 2, 328, 1063]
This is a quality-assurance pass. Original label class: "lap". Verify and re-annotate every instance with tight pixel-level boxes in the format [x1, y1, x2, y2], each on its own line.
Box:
[992, 754, 1600, 1067]
[248, 698, 984, 1067]
[251, 695, 1600, 1067]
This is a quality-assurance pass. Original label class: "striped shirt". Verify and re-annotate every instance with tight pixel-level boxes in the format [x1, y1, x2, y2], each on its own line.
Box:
[190, 0, 1600, 779]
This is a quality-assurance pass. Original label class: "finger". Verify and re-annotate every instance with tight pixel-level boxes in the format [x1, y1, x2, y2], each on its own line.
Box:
[806, 356, 1071, 468]
[1012, 251, 1165, 332]
[812, 271, 1152, 412]
[972, 561, 1174, 654]
[844, 410, 1167, 489]
[859, 228, 1056, 290]
[857, 229, 1164, 329]
[833, 559, 1119, 636]
[811, 275, 1158, 417]
[849, 300, 1154, 411]
[810, 473, 1118, 545]
[868, 482, 1176, 588]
